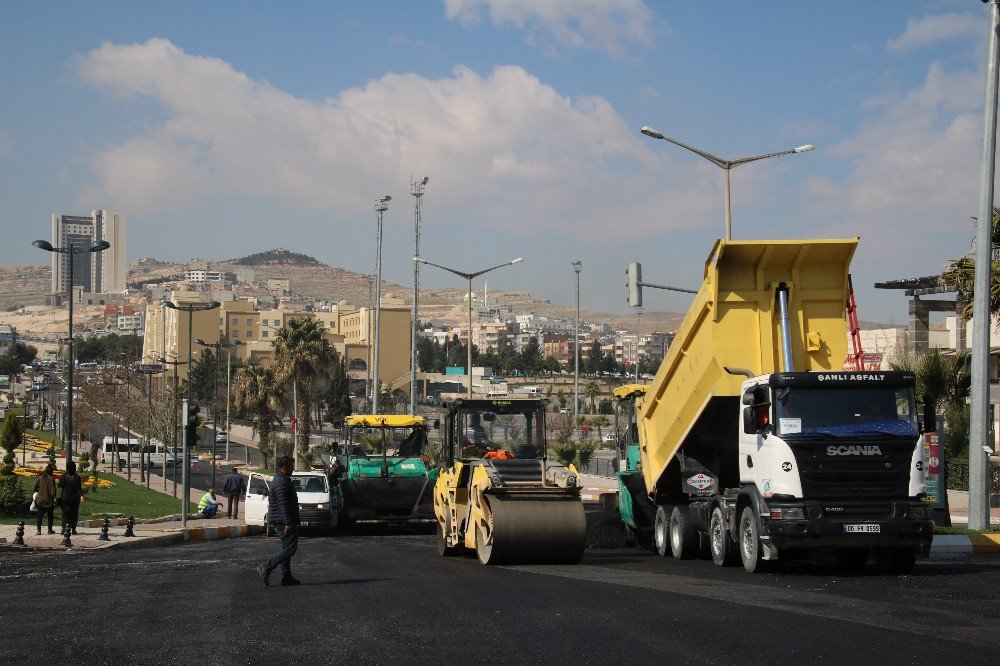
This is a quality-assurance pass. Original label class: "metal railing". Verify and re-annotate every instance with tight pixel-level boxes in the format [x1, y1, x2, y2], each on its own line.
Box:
[947, 458, 1000, 494]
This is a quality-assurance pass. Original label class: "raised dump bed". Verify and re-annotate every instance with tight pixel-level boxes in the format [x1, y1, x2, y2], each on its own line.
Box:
[638, 238, 858, 494]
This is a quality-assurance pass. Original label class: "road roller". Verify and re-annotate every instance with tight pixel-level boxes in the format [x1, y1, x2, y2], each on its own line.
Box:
[337, 415, 438, 527]
[433, 397, 586, 565]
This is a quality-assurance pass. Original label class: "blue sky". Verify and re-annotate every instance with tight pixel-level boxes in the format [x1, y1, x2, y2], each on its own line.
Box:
[0, 0, 991, 324]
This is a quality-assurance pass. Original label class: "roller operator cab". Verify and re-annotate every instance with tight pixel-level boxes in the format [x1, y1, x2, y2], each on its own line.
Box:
[433, 398, 587, 565]
[337, 415, 438, 527]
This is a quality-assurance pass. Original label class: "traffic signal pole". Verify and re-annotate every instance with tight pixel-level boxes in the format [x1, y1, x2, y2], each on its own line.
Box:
[182, 398, 190, 528]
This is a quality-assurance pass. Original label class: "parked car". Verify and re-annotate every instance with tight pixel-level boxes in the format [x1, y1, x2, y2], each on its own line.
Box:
[603, 433, 617, 444]
[215, 430, 228, 444]
[244, 471, 336, 534]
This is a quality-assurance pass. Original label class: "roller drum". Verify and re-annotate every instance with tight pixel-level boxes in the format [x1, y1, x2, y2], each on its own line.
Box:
[476, 495, 586, 565]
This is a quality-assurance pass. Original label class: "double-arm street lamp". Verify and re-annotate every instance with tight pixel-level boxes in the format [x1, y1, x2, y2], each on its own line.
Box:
[640, 126, 814, 241]
[414, 256, 524, 397]
[158, 355, 188, 498]
[572, 260, 582, 421]
[372, 195, 391, 414]
[32, 238, 110, 464]
[194, 338, 241, 490]
[134, 363, 165, 489]
[162, 299, 220, 526]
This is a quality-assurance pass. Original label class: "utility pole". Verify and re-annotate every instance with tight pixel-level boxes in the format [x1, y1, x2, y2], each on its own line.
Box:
[410, 177, 429, 415]
[373, 195, 391, 414]
[572, 261, 582, 421]
[969, 0, 1000, 531]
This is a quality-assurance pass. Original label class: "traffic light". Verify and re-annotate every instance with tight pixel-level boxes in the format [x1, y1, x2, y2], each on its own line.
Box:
[627, 262, 642, 307]
[184, 402, 201, 449]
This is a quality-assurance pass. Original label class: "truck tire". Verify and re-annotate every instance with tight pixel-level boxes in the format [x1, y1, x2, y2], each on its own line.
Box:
[874, 547, 916, 574]
[710, 507, 739, 567]
[738, 506, 769, 573]
[669, 505, 698, 559]
[653, 505, 673, 557]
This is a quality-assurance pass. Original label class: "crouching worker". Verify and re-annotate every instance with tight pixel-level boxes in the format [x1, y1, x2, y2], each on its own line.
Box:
[197, 489, 222, 518]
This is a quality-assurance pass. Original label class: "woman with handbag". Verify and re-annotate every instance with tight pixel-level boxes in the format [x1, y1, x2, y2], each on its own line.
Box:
[32, 465, 57, 535]
[59, 461, 85, 534]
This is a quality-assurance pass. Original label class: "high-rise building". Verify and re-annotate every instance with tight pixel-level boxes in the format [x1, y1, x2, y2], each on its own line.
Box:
[50, 210, 126, 294]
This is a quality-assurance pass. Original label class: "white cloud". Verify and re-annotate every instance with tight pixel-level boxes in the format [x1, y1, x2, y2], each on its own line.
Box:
[75, 38, 727, 241]
[887, 12, 980, 54]
[443, 0, 653, 58]
[808, 59, 983, 284]
[0, 130, 12, 156]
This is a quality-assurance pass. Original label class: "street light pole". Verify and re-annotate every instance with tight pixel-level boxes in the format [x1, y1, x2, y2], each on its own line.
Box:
[640, 126, 814, 240]
[195, 338, 239, 489]
[134, 363, 164, 489]
[572, 261, 582, 421]
[414, 256, 525, 398]
[373, 195, 391, 414]
[410, 177, 429, 415]
[32, 238, 110, 465]
[969, 0, 1000, 531]
[162, 298, 220, 528]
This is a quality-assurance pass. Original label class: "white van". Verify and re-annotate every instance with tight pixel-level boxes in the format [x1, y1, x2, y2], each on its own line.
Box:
[99, 437, 176, 468]
[245, 471, 335, 533]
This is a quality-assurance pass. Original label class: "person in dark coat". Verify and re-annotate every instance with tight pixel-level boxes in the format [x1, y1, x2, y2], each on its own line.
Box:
[33, 465, 57, 535]
[58, 461, 85, 534]
[222, 467, 246, 519]
[258, 456, 301, 586]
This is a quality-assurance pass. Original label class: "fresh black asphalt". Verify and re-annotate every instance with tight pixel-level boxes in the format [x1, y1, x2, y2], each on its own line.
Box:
[2, 528, 999, 664]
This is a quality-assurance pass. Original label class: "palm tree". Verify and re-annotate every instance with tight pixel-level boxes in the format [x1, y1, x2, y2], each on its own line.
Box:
[232, 363, 282, 469]
[892, 349, 971, 458]
[585, 381, 602, 414]
[272, 317, 335, 458]
[941, 205, 1000, 321]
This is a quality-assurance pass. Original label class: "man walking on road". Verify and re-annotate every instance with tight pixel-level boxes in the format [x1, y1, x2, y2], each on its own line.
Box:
[258, 456, 301, 586]
[222, 467, 245, 519]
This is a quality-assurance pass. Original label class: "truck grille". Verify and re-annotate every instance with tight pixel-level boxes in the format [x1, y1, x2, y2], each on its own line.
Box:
[788, 441, 913, 500]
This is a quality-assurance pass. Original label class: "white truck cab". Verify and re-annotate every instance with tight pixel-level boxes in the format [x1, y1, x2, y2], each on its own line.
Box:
[244, 470, 335, 533]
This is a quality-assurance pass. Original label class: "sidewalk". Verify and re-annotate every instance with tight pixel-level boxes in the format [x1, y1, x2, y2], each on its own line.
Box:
[0, 517, 262, 551]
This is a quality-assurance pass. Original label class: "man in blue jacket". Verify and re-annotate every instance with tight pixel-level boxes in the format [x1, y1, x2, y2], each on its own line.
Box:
[258, 456, 301, 586]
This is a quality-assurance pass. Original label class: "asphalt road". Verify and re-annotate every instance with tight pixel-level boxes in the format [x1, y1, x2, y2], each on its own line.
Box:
[3, 532, 999, 664]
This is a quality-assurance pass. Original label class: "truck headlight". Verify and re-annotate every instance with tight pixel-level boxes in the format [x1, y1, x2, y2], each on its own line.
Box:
[771, 507, 804, 520]
[910, 504, 928, 519]
[317, 503, 329, 510]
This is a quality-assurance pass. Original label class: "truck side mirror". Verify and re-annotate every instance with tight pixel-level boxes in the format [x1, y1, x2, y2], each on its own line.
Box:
[742, 407, 754, 434]
[921, 393, 937, 434]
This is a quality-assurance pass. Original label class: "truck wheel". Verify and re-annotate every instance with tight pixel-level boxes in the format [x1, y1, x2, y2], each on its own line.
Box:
[834, 548, 869, 571]
[738, 506, 769, 573]
[653, 505, 673, 557]
[874, 547, 916, 574]
[669, 505, 698, 560]
[710, 507, 739, 567]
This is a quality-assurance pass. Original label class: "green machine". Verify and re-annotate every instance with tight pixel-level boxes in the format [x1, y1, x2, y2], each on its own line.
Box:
[338, 415, 439, 527]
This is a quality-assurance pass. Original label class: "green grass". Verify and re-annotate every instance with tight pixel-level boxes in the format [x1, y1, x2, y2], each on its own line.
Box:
[934, 526, 1000, 535]
[25, 429, 64, 450]
[0, 472, 182, 524]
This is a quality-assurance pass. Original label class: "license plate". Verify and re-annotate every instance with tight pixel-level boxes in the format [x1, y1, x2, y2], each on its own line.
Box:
[843, 523, 880, 533]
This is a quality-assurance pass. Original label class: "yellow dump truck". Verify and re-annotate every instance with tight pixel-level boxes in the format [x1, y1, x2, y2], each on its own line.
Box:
[614, 239, 935, 573]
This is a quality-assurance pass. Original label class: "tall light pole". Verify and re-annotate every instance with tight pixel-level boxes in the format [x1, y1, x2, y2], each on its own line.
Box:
[414, 256, 524, 397]
[410, 176, 429, 414]
[134, 362, 165, 489]
[372, 195, 391, 414]
[969, 0, 1000, 531]
[158, 355, 187, 497]
[640, 126, 814, 241]
[162, 298, 220, 527]
[572, 260, 582, 420]
[365, 275, 373, 414]
[32, 238, 110, 464]
[223, 341, 243, 463]
[195, 338, 239, 490]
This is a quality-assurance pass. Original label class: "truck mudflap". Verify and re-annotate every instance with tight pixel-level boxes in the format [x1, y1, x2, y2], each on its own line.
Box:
[759, 500, 933, 549]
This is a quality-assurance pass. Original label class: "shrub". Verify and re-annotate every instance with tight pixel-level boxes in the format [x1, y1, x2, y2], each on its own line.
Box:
[552, 443, 577, 468]
[0, 475, 28, 516]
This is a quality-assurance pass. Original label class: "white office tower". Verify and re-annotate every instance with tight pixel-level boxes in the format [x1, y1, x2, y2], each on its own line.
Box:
[50, 210, 127, 293]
